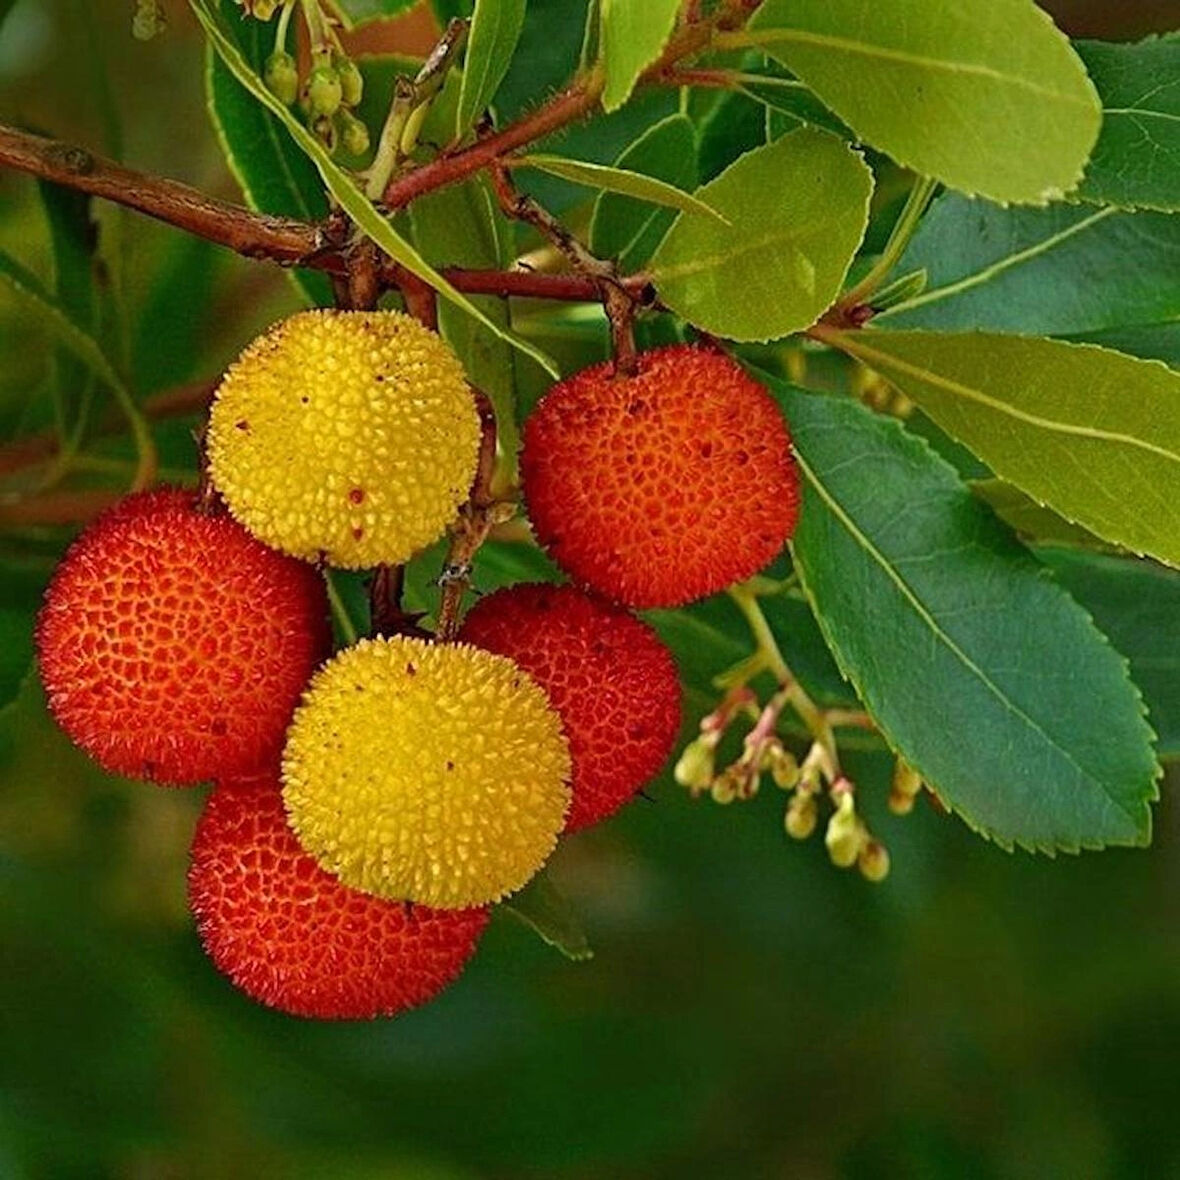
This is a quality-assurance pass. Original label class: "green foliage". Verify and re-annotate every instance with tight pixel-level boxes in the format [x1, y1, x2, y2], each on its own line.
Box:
[826, 330, 1180, 570]
[747, 0, 1101, 203]
[326, 0, 418, 27]
[504, 872, 594, 961]
[589, 114, 697, 271]
[777, 380, 1159, 852]
[649, 128, 872, 341]
[514, 154, 725, 221]
[1041, 548, 1180, 759]
[1075, 35, 1180, 212]
[456, 0, 527, 135]
[599, 0, 680, 113]
[205, 1, 332, 306]
[880, 194, 1180, 336]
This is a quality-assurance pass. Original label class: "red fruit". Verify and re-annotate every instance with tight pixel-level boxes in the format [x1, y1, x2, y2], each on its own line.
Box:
[188, 774, 489, 1020]
[460, 583, 682, 831]
[521, 345, 799, 608]
[36, 488, 330, 785]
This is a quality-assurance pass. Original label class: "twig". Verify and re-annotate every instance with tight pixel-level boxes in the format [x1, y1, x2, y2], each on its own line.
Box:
[436, 391, 501, 642]
[489, 162, 639, 373]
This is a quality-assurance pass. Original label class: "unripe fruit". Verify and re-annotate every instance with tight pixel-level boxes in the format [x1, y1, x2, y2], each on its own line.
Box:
[189, 774, 489, 1019]
[306, 65, 343, 117]
[36, 488, 330, 785]
[283, 635, 571, 907]
[208, 310, 479, 569]
[460, 583, 682, 831]
[264, 50, 299, 106]
[521, 345, 799, 608]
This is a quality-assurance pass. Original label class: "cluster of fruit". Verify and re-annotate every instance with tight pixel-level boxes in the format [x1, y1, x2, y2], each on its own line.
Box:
[36, 309, 799, 1020]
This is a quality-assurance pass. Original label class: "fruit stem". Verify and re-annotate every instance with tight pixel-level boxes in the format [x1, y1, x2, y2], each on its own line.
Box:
[728, 579, 840, 778]
[324, 570, 359, 645]
[837, 175, 938, 315]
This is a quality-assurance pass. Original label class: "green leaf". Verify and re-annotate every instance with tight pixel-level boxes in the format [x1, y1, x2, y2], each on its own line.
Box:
[191, 0, 559, 379]
[879, 194, 1180, 336]
[1069, 322, 1180, 369]
[731, 68, 852, 140]
[649, 128, 872, 342]
[745, 0, 1101, 204]
[1075, 36, 1180, 212]
[456, 0, 527, 135]
[775, 381, 1158, 852]
[1039, 548, 1180, 759]
[326, 0, 418, 28]
[504, 872, 593, 961]
[599, 0, 680, 114]
[589, 113, 696, 271]
[514, 154, 726, 222]
[431, 0, 473, 20]
[972, 478, 1123, 555]
[410, 177, 520, 466]
[205, 5, 332, 306]
[823, 329, 1180, 570]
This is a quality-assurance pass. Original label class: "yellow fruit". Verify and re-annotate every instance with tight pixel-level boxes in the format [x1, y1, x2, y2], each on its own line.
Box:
[282, 636, 572, 908]
[208, 310, 479, 569]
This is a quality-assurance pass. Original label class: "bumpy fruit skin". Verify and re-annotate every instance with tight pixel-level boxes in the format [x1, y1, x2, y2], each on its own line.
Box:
[460, 583, 682, 831]
[189, 774, 489, 1020]
[208, 310, 479, 569]
[521, 345, 799, 608]
[282, 635, 571, 907]
[36, 488, 330, 785]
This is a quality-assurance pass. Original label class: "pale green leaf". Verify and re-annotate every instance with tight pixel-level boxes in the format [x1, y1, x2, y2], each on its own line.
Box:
[599, 0, 680, 113]
[1076, 36, 1180, 212]
[879, 193, 1180, 336]
[972, 479, 1123, 555]
[589, 113, 696, 271]
[649, 128, 872, 341]
[504, 872, 593, 961]
[775, 380, 1159, 852]
[190, 0, 559, 378]
[823, 329, 1180, 569]
[746, 0, 1101, 204]
[514, 153, 726, 222]
[456, 0, 527, 135]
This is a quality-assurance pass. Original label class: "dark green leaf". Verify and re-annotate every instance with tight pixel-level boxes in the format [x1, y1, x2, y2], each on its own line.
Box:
[746, 0, 1101, 204]
[776, 381, 1159, 852]
[824, 329, 1180, 569]
[430, 0, 473, 20]
[1067, 322, 1180, 368]
[495, 0, 589, 123]
[205, 2, 331, 306]
[733, 67, 852, 139]
[589, 113, 696, 271]
[327, 0, 418, 28]
[649, 128, 872, 341]
[879, 193, 1180, 336]
[599, 0, 680, 113]
[504, 872, 593, 961]
[1040, 548, 1180, 759]
[456, 0, 527, 135]
[1075, 36, 1180, 212]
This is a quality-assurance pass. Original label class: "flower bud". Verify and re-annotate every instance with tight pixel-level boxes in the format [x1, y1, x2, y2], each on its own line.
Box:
[824, 792, 864, 869]
[307, 65, 343, 118]
[674, 734, 717, 793]
[784, 793, 816, 841]
[339, 111, 371, 157]
[858, 839, 890, 883]
[888, 758, 923, 815]
[336, 57, 365, 107]
[769, 745, 799, 790]
[710, 769, 739, 806]
[264, 50, 299, 106]
[133, 0, 167, 40]
[248, 0, 281, 17]
[311, 114, 338, 154]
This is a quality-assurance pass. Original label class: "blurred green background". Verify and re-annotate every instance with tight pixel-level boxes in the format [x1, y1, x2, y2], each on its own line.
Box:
[3, 3, 1180, 1177]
